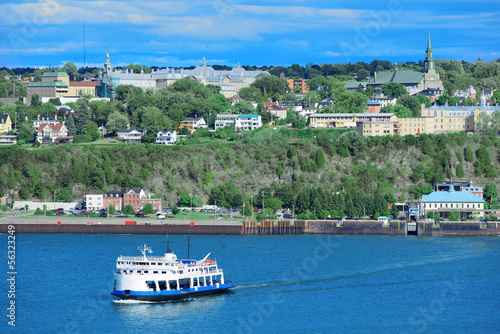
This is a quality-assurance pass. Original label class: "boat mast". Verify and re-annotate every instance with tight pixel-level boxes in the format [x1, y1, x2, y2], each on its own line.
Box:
[187, 230, 191, 260]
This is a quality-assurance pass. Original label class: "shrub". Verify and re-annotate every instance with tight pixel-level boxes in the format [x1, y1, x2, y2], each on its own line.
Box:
[74, 135, 93, 143]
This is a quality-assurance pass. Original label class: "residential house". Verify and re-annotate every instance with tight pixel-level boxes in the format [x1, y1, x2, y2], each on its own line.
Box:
[264, 106, 287, 121]
[345, 81, 367, 92]
[0, 114, 12, 133]
[123, 187, 161, 212]
[453, 85, 477, 100]
[117, 125, 144, 143]
[421, 188, 485, 219]
[281, 99, 304, 112]
[156, 129, 177, 145]
[235, 114, 262, 131]
[366, 100, 381, 113]
[227, 96, 244, 105]
[215, 113, 238, 130]
[370, 97, 397, 108]
[36, 122, 71, 143]
[84, 194, 104, 211]
[0, 134, 17, 145]
[98, 125, 107, 137]
[34, 114, 58, 128]
[103, 190, 123, 210]
[179, 117, 207, 133]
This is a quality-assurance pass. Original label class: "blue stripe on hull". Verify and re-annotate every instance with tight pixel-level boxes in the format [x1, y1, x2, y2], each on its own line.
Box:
[112, 283, 234, 301]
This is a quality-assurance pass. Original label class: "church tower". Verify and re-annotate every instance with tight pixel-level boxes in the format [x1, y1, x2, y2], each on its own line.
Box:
[424, 32, 434, 73]
[105, 51, 112, 74]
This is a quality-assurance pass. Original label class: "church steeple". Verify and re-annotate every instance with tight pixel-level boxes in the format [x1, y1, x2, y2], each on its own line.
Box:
[104, 51, 112, 74]
[202, 54, 207, 67]
[424, 31, 434, 72]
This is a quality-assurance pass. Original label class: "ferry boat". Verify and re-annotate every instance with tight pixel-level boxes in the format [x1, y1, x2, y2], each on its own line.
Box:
[111, 243, 234, 301]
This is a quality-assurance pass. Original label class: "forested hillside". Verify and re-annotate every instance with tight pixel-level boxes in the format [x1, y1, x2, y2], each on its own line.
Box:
[1, 129, 498, 218]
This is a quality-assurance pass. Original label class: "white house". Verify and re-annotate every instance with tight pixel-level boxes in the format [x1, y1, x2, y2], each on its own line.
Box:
[215, 113, 238, 129]
[84, 194, 103, 211]
[34, 114, 59, 128]
[156, 129, 177, 145]
[117, 125, 144, 143]
[235, 114, 262, 131]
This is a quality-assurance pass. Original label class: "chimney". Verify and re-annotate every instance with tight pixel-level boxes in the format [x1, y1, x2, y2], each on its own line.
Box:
[127, 124, 130, 130]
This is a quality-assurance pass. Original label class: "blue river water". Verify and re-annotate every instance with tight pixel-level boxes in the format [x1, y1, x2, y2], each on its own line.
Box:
[1, 234, 499, 334]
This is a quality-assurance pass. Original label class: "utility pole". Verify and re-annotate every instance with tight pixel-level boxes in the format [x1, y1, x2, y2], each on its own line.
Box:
[251, 197, 253, 222]
[53, 190, 56, 210]
[262, 194, 265, 217]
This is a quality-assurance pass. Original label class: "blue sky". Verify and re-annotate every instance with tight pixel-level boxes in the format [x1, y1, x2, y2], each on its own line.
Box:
[1, 0, 499, 69]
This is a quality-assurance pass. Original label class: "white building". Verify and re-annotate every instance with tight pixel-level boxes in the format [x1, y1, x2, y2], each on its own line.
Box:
[235, 114, 262, 131]
[33, 114, 58, 128]
[117, 125, 144, 143]
[103, 53, 268, 98]
[215, 113, 238, 129]
[84, 194, 103, 211]
[421, 188, 485, 220]
[156, 129, 177, 145]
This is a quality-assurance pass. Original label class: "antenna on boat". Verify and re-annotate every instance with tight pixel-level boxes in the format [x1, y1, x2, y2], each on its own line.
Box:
[166, 234, 173, 253]
[138, 244, 151, 260]
[187, 230, 191, 260]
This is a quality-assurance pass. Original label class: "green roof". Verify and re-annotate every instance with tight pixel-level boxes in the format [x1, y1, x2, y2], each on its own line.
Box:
[372, 70, 424, 85]
[28, 82, 68, 87]
[42, 72, 69, 77]
[345, 81, 368, 88]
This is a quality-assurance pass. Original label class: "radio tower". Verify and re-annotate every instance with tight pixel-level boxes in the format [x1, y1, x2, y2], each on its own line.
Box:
[83, 21, 86, 68]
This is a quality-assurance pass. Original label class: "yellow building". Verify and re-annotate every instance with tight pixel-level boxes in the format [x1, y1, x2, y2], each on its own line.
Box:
[399, 116, 435, 135]
[0, 114, 12, 133]
[309, 113, 398, 129]
[356, 121, 400, 136]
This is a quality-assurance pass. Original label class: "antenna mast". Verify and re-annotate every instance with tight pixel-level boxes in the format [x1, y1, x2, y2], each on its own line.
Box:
[187, 230, 191, 260]
[83, 21, 86, 68]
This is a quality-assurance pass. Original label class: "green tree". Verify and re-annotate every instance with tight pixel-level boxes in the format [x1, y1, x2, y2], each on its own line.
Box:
[233, 101, 256, 114]
[382, 82, 408, 98]
[238, 87, 262, 101]
[74, 98, 90, 134]
[66, 114, 76, 137]
[83, 121, 100, 141]
[179, 126, 190, 135]
[62, 62, 78, 80]
[31, 94, 42, 107]
[108, 205, 116, 215]
[122, 205, 135, 215]
[384, 104, 412, 117]
[390, 204, 399, 218]
[456, 163, 465, 178]
[449, 211, 459, 221]
[107, 111, 129, 135]
[250, 74, 288, 95]
[464, 146, 474, 162]
[484, 184, 498, 202]
[333, 92, 368, 113]
[142, 203, 154, 215]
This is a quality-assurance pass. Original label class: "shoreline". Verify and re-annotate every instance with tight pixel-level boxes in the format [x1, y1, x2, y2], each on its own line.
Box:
[1, 218, 499, 236]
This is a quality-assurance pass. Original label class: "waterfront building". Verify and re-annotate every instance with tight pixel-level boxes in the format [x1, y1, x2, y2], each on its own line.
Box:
[421, 188, 485, 219]
[0, 134, 17, 145]
[103, 191, 123, 211]
[84, 194, 104, 211]
[123, 187, 161, 212]
[0, 114, 12, 133]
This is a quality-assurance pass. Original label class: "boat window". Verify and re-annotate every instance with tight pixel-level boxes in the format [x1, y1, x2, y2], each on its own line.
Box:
[162, 271, 166, 274]
[146, 280, 157, 291]
[169, 280, 178, 290]
[158, 280, 167, 291]
[144, 271, 148, 274]
[153, 271, 158, 274]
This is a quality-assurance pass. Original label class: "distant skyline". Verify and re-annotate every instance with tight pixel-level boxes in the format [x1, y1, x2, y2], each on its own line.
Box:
[1, 0, 499, 69]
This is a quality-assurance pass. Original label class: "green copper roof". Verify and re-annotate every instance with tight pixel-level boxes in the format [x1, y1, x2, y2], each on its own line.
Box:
[371, 70, 424, 85]
[345, 81, 368, 88]
[42, 72, 69, 77]
[28, 82, 68, 87]
[427, 31, 432, 51]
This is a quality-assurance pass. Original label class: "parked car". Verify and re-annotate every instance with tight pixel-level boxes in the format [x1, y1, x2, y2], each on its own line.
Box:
[135, 212, 145, 218]
[115, 210, 123, 215]
[100, 212, 107, 217]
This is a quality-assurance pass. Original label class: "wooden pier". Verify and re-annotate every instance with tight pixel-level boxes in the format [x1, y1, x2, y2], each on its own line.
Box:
[243, 220, 305, 235]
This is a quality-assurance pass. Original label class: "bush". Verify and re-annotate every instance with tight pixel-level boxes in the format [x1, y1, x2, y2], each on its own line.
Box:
[74, 135, 93, 143]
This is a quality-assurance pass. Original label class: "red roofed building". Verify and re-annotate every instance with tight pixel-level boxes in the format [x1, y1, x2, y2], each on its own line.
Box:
[260, 101, 278, 109]
[36, 122, 71, 143]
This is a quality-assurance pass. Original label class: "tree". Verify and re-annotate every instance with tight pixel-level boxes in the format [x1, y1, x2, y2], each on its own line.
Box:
[449, 211, 459, 221]
[390, 204, 399, 218]
[106, 111, 129, 135]
[66, 114, 76, 137]
[238, 87, 262, 101]
[179, 126, 190, 135]
[333, 92, 368, 113]
[74, 98, 90, 134]
[140, 106, 171, 143]
[456, 163, 465, 178]
[415, 94, 432, 107]
[108, 205, 116, 215]
[62, 62, 78, 80]
[31, 94, 42, 107]
[484, 184, 498, 202]
[250, 74, 288, 95]
[384, 104, 412, 117]
[83, 121, 100, 141]
[464, 146, 474, 162]
[122, 205, 135, 215]
[233, 101, 256, 114]
[382, 82, 408, 98]
[398, 95, 421, 116]
[178, 192, 191, 207]
[142, 203, 154, 215]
